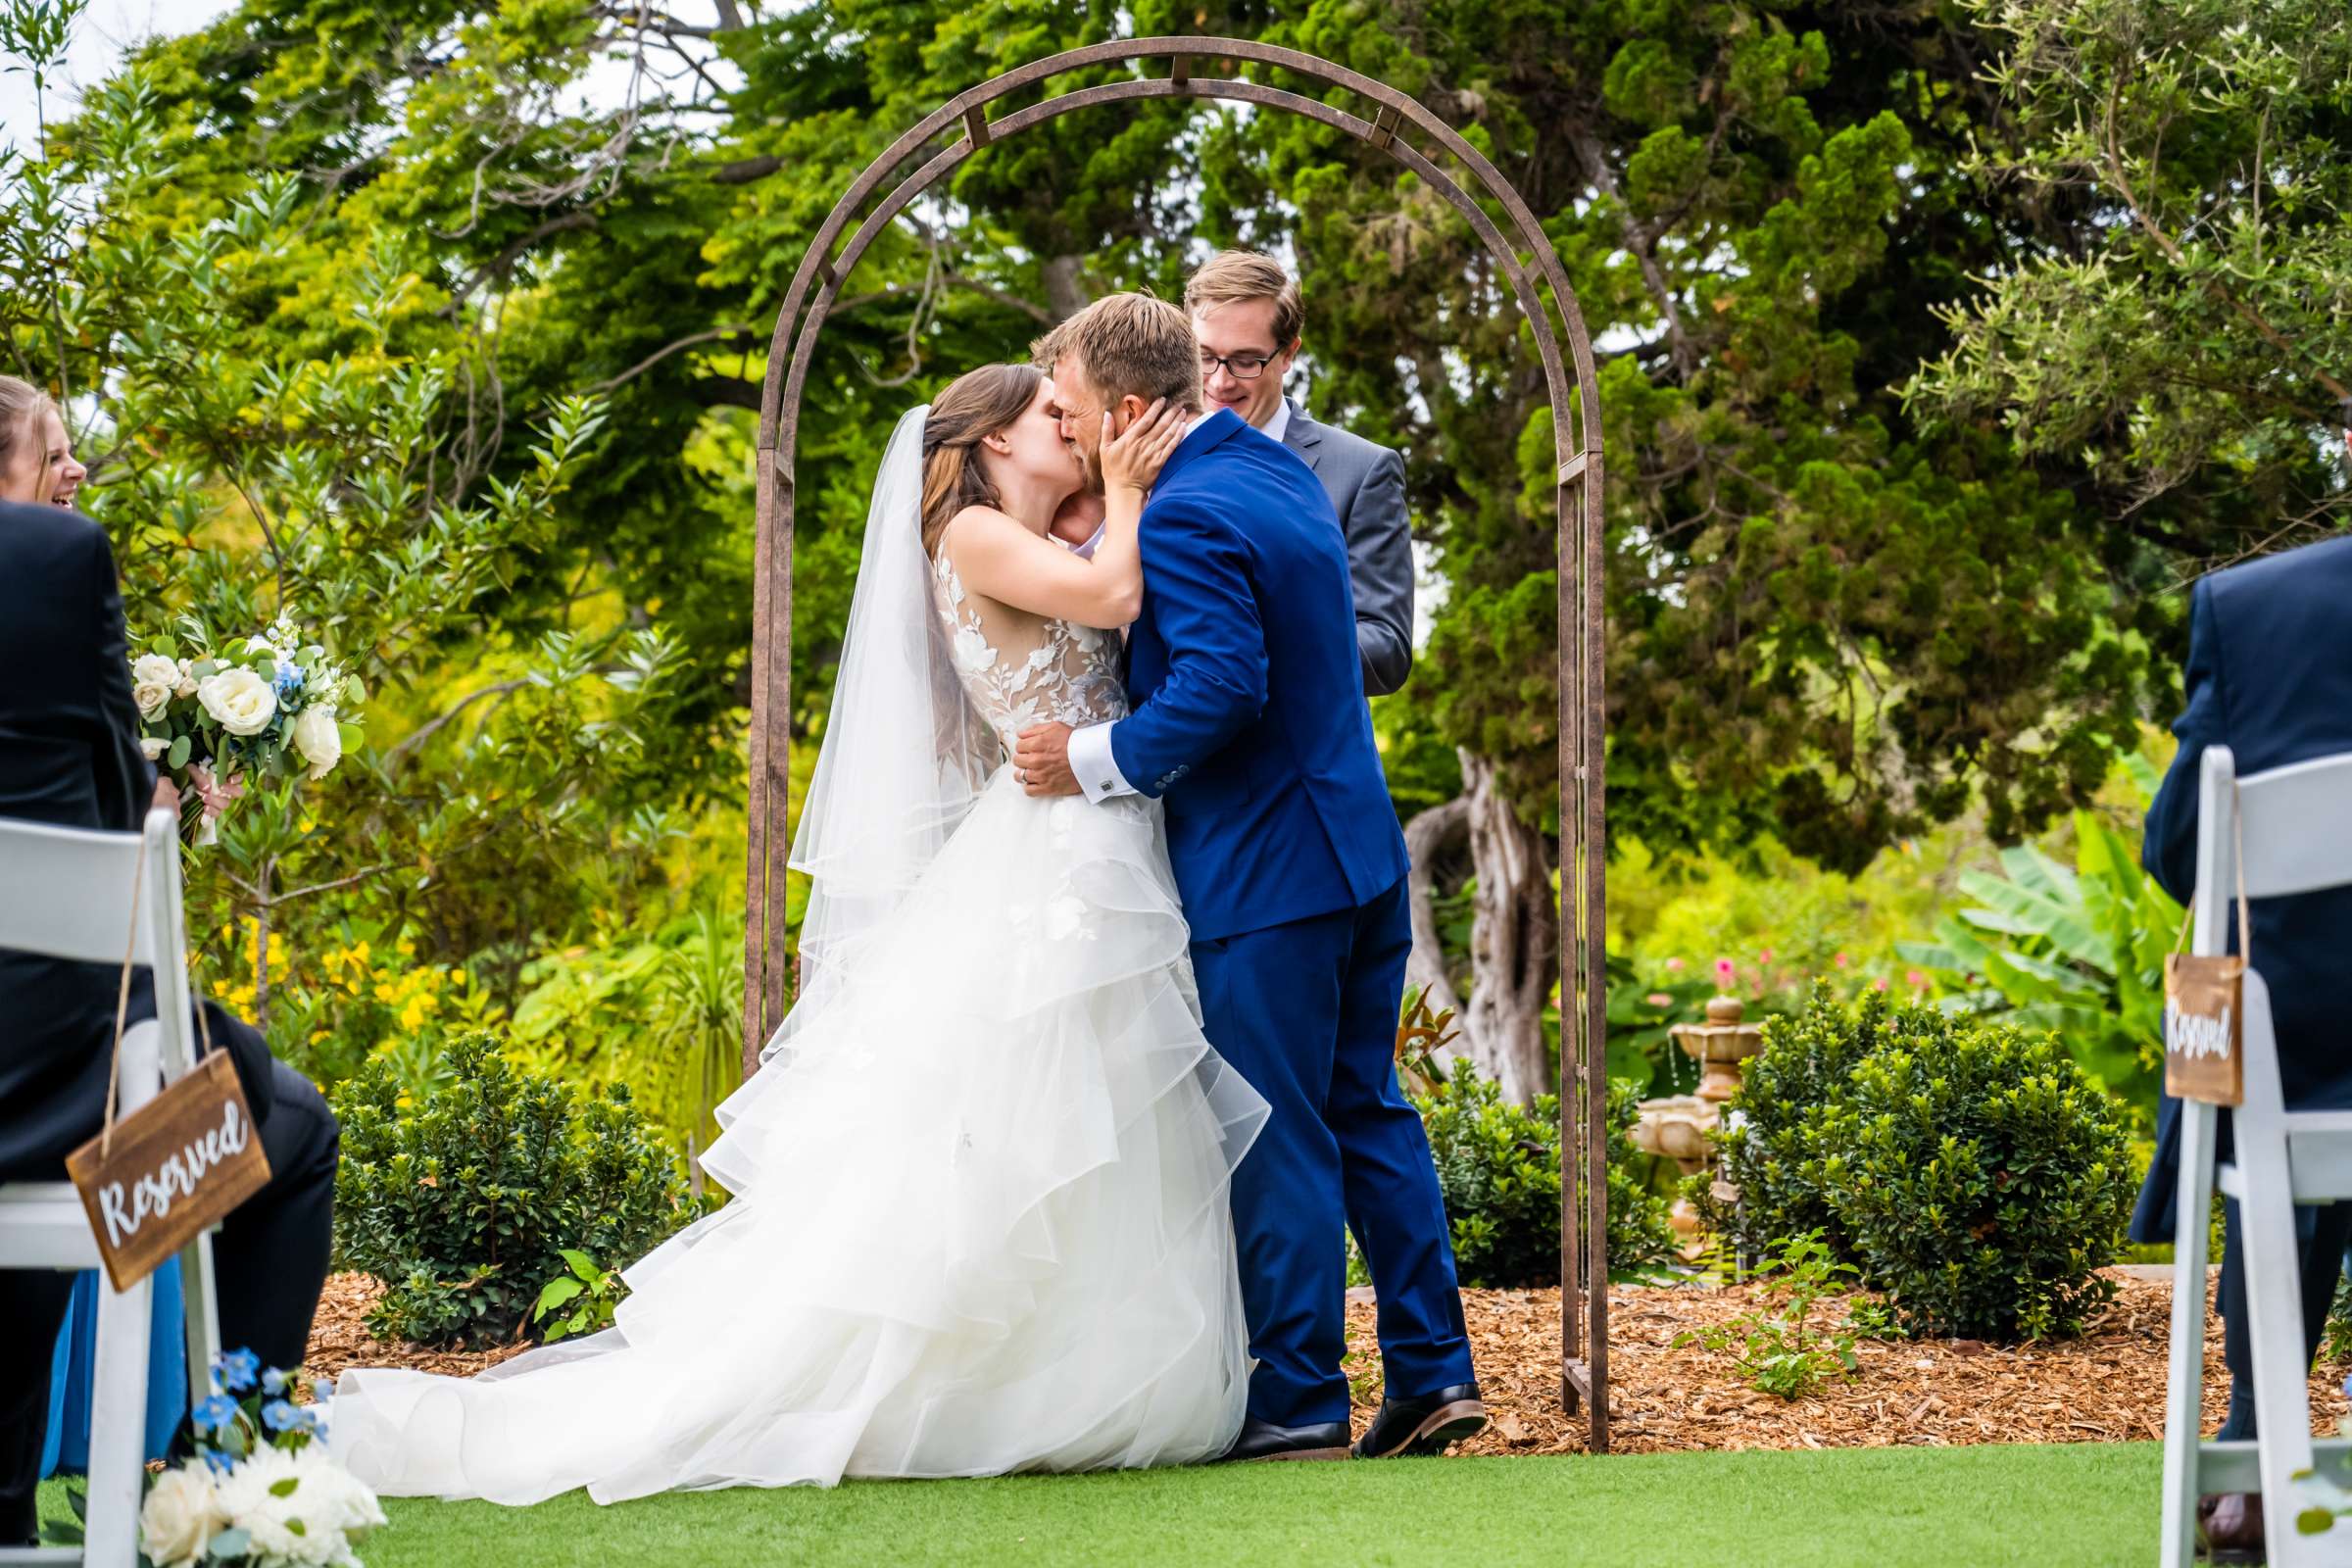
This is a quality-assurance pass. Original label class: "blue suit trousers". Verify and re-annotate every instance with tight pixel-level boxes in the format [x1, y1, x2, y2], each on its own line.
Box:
[1189, 876, 1475, 1426]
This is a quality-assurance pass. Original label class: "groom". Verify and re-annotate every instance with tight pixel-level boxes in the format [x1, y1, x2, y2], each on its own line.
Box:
[1015, 293, 1482, 1461]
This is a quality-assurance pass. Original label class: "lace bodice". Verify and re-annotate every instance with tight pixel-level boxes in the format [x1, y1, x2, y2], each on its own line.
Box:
[930, 547, 1127, 755]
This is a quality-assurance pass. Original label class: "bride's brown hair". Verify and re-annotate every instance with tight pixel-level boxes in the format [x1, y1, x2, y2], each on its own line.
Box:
[920, 362, 1043, 557]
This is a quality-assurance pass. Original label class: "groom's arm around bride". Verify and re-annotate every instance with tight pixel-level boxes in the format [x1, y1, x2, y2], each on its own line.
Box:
[1016, 294, 1483, 1461]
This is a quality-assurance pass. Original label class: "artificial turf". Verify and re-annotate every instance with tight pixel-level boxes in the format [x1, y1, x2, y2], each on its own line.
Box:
[41, 1441, 2159, 1566]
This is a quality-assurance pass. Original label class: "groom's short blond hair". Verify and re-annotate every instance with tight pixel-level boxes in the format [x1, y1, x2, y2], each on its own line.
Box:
[1031, 293, 1202, 414]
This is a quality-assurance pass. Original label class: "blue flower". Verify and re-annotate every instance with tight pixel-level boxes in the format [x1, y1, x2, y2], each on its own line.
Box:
[262, 1399, 301, 1433]
[215, 1348, 260, 1395]
[192, 1395, 239, 1433]
[202, 1450, 234, 1477]
[262, 1368, 288, 1396]
[313, 1379, 334, 1406]
[272, 662, 306, 698]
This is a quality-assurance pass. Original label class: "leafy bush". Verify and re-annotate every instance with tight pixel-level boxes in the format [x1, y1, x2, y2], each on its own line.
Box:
[1410, 1060, 1677, 1288]
[1701, 988, 1888, 1264]
[332, 1032, 694, 1347]
[533, 1250, 626, 1344]
[1711, 987, 2136, 1341]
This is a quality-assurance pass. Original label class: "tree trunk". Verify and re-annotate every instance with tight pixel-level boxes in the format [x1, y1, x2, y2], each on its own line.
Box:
[1460, 750, 1556, 1105]
[1401, 796, 1471, 1077]
[1041, 255, 1088, 321]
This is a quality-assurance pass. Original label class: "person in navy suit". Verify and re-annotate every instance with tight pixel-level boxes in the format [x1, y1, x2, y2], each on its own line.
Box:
[1013, 295, 1482, 1461]
[2132, 534, 2352, 1557]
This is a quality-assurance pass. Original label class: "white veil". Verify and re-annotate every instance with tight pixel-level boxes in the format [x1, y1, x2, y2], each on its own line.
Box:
[764, 404, 997, 1059]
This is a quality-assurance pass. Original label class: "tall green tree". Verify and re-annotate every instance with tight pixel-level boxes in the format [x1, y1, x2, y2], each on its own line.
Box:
[1908, 0, 2352, 561]
[0, 0, 699, 1039]
[1196, 0, 2154, 871]
[24, 0, 2313, 1103]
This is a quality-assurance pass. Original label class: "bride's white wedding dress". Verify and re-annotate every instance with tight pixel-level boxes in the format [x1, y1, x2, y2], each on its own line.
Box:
[330, 411, 1267, 1503]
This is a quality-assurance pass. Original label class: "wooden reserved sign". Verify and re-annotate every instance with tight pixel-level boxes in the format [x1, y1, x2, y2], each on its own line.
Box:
[65, 1050, 270, 1292]
[2164, 953, 2246, 1108]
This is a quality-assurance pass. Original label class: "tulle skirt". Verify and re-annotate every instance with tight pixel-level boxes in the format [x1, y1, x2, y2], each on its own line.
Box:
[330, 773, 1267, 1503]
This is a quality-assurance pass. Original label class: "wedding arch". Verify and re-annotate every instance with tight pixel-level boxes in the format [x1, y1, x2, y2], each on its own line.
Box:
[742, 36, 1614, 1450]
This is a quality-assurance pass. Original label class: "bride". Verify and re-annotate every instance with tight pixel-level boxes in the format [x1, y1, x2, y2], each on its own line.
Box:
[330, 364, 1270, 1503]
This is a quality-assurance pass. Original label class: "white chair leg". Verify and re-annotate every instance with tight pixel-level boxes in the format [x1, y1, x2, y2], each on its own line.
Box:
[2238, 1130, 2326, 1564]
[81, 1273, 152, 1568]
[2162, 1101, 2220, 1568]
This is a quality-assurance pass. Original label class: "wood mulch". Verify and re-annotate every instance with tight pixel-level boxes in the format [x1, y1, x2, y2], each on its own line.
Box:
[1346, 1268, 2350, 1454]
[303, 1273, 537, 1387]
[305, 1268, 2348, 1456]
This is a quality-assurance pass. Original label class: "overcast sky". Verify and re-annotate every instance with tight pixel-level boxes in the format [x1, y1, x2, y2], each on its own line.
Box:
[0, 0, 232, 152]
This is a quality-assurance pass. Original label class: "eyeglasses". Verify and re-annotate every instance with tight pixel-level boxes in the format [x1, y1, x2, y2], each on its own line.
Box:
[1199, 351, 1278, 381]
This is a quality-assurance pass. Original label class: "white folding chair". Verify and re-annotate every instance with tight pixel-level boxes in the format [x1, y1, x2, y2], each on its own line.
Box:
[0, 808, 222, 1568]
[2162, 747, 2352, 1567]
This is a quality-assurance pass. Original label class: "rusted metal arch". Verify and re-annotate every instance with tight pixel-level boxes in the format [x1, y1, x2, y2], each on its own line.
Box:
[745, 35, 1612, 1450]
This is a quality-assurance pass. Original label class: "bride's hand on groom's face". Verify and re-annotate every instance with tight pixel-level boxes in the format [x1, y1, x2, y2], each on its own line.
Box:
[1013, 721, 1080, 797]
[1099, 398, 1182, 494]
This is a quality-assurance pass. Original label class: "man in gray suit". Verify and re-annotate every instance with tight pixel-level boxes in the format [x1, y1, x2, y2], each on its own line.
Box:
[1182, 250, 1415, 697]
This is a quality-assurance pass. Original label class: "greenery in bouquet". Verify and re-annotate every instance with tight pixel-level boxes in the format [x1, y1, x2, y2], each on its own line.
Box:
[48, 1347, 388, 1567]
[128, 617, 365, 843]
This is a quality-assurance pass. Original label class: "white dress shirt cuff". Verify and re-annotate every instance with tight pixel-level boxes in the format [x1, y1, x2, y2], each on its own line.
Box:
[1067, 721, 1137, 802]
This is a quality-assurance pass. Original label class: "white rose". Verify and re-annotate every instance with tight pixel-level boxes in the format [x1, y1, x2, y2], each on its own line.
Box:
[139, 735, 170, 761]
[138, 1463, 227, 1568]
[290, 706, 343, 780]
[174, 660, 199, 698]
[197, 666, 277, 737]
[131, 654, 179, 720]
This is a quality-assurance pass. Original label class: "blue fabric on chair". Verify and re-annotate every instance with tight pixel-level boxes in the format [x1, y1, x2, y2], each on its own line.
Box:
[38, 1258, 187, 1476]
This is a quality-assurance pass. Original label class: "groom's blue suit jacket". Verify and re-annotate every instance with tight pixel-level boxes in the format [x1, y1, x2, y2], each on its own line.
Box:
[1111, 410, 1409, 943]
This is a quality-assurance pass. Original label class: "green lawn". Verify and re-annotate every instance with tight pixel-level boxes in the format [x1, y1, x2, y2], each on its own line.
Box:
[43, 1443, 2160, 1567]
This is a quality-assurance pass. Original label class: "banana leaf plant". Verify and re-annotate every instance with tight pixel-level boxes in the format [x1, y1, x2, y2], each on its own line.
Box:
[1896, 763, 2179, 1123]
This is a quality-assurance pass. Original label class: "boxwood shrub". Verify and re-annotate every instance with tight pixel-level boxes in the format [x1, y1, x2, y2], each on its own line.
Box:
[1711, 987, 2136, 1341]
[332, 1031, 694, 1347]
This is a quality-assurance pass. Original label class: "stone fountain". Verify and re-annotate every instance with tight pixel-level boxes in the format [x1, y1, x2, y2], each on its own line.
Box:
[1673, 995, 1767, 1104]
[1631, 996, 1766, 1247]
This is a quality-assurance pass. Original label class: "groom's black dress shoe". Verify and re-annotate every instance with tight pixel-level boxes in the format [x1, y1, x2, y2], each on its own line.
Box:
[1215, 1418, 1352, 1462]
[1352, 1383, 1488, 1458]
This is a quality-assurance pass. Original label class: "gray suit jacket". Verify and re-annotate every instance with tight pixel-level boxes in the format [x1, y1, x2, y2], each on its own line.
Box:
[1281, 398, 1414, 696]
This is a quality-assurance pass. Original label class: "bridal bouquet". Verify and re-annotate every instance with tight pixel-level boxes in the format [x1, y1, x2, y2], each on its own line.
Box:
[128, 618, 366, 844]
[129, 1348, 386, 1568]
